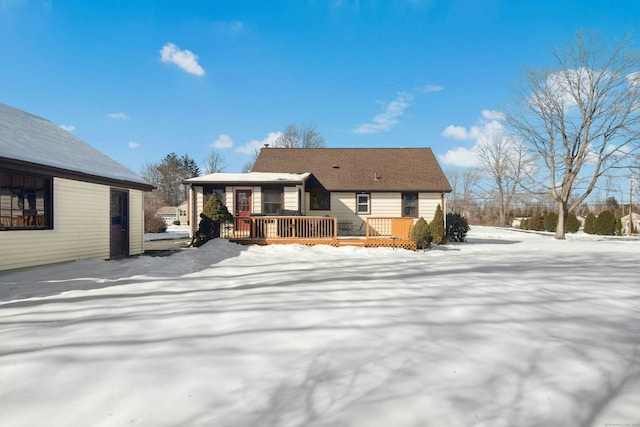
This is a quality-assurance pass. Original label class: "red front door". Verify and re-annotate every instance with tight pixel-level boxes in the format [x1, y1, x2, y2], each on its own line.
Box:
[235, 190, 252, 231]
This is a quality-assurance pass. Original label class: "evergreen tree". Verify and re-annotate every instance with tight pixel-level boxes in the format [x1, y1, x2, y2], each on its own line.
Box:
[595, 210, 616, 235]
[430, 204, 447, 245]
[410, 217, 431, 250]
[543, 211, 558, 232]
[583, 212, 596, 234]
[191, 194, 233, 247]
[446, 212, 470, 242]
[565, 213, 581, 233]
[615, 216, 623, 236]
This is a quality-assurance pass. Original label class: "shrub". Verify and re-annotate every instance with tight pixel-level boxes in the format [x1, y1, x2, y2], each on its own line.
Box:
[583, 212, 596, 234]
[520, 218, 529, 230]
[543, 211, 558, 232]
[145, 214, 167, 233]
[565, 213, 581, 233]
[429, 204, 447, 245]
[191, 195, 233, 247]
[446, 212, 470, 242]
[173, 220, 181, 226]
[410, 217, 432, 249]
[595, 210, 616, 235]
[528, 211, 545, 231]
[615, 217, 623, 236]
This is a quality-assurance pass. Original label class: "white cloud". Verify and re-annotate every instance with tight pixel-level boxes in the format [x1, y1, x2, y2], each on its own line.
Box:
[440, 112, 510, 167]
[108, 112, 129, 120]
[481, 109, 505, 120]
[235, 132, 282, 155]
[128, 141, 140, 149]
[441, 125, 470, 140]
[353, 92, 413, 134]
[59, 124, 76, 132]
[439, 147, 480, 168]
[211, 134, 234, 149]
[419, 85, 443, 93]
[160, 43, 205, 76]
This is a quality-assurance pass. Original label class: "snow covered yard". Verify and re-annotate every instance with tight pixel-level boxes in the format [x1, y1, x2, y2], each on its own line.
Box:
[1, 227, 639, 427]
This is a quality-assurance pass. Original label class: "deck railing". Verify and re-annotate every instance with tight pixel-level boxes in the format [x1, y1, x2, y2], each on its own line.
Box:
[223, 216, 337, 240]
[366, 217, 415, 239]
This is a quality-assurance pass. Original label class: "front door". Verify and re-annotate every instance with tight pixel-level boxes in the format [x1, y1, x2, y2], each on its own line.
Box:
[110, 189, 129, 258]
[235, 189, 252, 232]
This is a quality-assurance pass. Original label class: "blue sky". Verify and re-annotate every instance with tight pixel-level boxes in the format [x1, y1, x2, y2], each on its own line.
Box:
[1, 0, 639, 176]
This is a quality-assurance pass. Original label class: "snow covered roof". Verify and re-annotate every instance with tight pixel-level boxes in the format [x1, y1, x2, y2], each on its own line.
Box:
[184, 172, 311, 184]
[0, 103, 152, 190]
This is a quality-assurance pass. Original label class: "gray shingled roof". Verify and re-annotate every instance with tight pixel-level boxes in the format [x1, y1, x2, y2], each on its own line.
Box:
[252, 148, 452, 192]
[0, 103, 151, 189]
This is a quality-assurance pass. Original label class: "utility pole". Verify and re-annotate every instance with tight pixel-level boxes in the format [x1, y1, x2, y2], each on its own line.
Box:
[630, 175, 635, 235]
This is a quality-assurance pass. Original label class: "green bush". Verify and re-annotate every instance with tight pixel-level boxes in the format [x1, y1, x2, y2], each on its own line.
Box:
[595, 210, 616, 235]
[520, 218, 529, 230]
[615, 217, 623, 236]
[410, 217, 432, 249]
[543, 211, 558, 232]
[430, 204, 447, 245]
[565, 213, 581, 233]
[446, 212, 470, 242]
[583, 212, 596, 234]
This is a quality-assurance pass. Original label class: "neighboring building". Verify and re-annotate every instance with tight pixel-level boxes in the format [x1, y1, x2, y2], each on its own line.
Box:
[156, 206, 178, 225]
[0, 103, 154, 270]
[185, 148, 451, 236]
[177, 200, 189, 225]
[621, 212, 640, 235]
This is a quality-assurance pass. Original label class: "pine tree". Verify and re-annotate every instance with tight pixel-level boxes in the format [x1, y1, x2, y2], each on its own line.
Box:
[565, 213, 581, 233]
[595, 210, 616, 235]
[543, 211, 558, 232]
[191, 194, 233, 247]
[446, 212, 470, 242]
[430, 204, 446, 245]
[583, 212, 596, 234]
[410, 217, 431, 250]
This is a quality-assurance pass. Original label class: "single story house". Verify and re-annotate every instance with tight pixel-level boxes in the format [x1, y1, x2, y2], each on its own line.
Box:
[156, 206, 178, 225]
[621, 212, 639, 235]
[0, 103, 154, 270]
[184, 148, 451, 237]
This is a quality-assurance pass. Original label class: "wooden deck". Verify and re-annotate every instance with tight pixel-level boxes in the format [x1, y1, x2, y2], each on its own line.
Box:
[223, 216, 417, 250]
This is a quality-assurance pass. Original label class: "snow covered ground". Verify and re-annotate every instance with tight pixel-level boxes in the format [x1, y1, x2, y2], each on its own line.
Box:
[1, 227, 639, 427]
[144, 224, 190, 241]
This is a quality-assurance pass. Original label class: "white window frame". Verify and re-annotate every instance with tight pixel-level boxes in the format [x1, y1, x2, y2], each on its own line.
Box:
[356, 193, 370, 215]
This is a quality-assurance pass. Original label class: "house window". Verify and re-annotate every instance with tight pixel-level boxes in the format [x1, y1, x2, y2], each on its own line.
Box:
[0, 169, 52, 230]
[356, 193, 370, 215]
[310, 189, 330, 210]
[204, 186, 225, 204]
[402, 192, 418, 217]
[263, 187, 284, 215]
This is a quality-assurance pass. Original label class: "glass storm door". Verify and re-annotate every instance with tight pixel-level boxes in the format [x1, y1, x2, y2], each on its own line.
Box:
[235, 190, 252, 232]
[110, 189, 129, 258]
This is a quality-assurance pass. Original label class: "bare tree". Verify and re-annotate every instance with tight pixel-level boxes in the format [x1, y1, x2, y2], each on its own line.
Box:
[476, 133, 535, 226]
[203, 151, 227, 174]
[506, 31, 640, 239]
[273, 123, 325, 148]
[445, 168, 481, 216]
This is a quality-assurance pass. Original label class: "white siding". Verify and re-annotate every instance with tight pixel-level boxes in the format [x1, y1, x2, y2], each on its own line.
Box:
[284, 186, 299, 211]
[129, 189, 144, 255]
[371, 193, 401, 217]
[252, 187, 261, 214]
[0, 178, 110, 271]
[418, 192, 444, 223]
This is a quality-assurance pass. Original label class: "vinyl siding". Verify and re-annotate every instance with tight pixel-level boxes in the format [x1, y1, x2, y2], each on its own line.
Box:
[370, 193, 401, 217]
[0, 178, 110, 270]
[129, 189, 144, 255]
[284, 186, 299, 211]
[418, 192, 444, 223]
